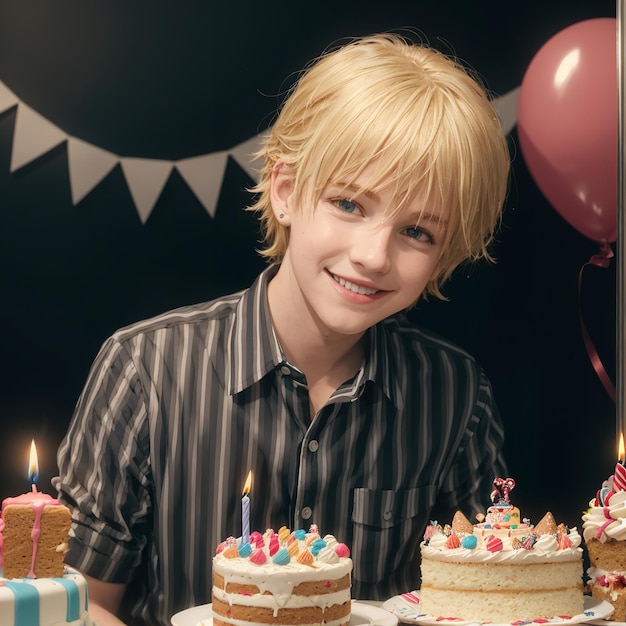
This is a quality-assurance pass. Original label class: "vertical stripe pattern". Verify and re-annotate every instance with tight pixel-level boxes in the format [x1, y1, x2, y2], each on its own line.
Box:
[54, 265, 506, 625]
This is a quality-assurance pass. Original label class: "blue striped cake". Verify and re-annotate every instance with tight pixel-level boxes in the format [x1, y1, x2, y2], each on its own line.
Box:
[0, 567, 94, 626]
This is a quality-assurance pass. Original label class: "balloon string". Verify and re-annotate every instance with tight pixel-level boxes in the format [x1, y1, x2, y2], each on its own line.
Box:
[578, 240, 616, 403]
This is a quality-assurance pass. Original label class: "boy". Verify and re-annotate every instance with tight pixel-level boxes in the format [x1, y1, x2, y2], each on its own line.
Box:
[54, 33, 510, 626]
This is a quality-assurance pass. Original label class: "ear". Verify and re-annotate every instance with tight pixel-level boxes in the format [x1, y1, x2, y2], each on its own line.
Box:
[269, 161, 293, 226]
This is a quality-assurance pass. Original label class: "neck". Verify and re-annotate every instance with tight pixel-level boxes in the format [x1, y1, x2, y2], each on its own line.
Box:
[267, 271, 366, 414]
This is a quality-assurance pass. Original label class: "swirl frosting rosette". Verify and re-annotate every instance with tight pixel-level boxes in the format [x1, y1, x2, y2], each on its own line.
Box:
[583, 478, 626, 542]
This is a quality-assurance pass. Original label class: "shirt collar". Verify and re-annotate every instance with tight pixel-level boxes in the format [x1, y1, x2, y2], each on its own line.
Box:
[228, 265, 400, 407]
[227, 264, 284, 394]
[362, 319, 399, 407]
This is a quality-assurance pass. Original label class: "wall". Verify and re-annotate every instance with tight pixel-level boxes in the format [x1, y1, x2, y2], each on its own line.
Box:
[0, 0, 618, 527]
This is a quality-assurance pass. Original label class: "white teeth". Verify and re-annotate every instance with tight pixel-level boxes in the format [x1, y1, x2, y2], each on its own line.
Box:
[332, 274, 379, 295]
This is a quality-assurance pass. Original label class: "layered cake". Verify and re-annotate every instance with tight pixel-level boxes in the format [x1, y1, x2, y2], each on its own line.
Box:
[211, 525, 352, 626]
[419, 477, 584, 623]
[0, 488, 94, 626]
[582, 463, 626, 619]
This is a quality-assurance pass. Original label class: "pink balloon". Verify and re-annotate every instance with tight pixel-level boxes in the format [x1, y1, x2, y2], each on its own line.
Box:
[517, 18, 617, 243]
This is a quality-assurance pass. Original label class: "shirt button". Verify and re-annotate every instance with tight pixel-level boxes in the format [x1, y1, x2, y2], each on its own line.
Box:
[280, 365, 291, 375]
[301, 507, 312, 520]
[308, 440, 319, 452]
[383, 510, 392, 521]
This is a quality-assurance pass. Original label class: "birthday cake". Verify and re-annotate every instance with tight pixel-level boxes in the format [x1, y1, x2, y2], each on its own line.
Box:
[582, 459, 626, 620]
[0, 489, 94, 626]
[419, 477, 584, 623]
[211, 525, 352, 626]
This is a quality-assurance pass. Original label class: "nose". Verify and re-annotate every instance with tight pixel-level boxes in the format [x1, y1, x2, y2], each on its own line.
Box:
[349, 224, 392, 274]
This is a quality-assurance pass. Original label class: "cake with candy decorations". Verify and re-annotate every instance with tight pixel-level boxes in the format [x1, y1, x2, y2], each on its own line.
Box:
[419, 477, 585, 623]
[0, 489, 94, 626]
[582, 459, 626, 620]
[211, 525, 352, 626]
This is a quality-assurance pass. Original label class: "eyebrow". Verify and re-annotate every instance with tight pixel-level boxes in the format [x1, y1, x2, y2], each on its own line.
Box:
[333, 182, 449, 229]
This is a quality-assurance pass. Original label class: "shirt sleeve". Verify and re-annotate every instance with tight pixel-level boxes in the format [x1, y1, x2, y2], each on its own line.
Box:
[52, 335, 152, 584]
[434, 368, 507, 518]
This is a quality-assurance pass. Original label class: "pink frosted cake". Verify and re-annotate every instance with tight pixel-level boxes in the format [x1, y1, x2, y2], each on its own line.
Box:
[583, 464, 626, 620]
[211, 525, 352, 626]
[0, 488, 94, 626]
[419, 477, 584, 623]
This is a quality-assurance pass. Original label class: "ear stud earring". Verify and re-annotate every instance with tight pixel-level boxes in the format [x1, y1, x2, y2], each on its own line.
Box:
[279, 213, 284, 219]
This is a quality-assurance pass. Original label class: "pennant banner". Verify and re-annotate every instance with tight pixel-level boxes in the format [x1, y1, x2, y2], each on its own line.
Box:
[0, 80, 520, 224]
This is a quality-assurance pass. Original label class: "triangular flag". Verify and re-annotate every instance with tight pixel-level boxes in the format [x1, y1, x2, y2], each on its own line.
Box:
[229, 133, 267, 182]
[10, 104, 68, 172]
[493, 87, 520, 136]
[175, 151, 228, 218]
[67, 137, 119, 204]
[120, 157, 174, 223]
[0, 80, 19, 114]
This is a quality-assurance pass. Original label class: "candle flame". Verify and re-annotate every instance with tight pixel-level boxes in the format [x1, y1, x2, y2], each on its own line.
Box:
[28, 440, 39, 486]
[242, 470, 252, 496]
[620, 433, 625, 464]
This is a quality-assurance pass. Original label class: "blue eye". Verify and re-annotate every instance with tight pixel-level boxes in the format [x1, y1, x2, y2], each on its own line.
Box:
[406, 227, 434, 244]
[336, 198, 358, 213]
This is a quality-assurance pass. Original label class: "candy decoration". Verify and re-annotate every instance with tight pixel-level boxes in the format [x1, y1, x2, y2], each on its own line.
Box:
[335, 543, 350, 558]
[424, 522, 443, 540]
[511, 538, 523, 550]
[451, 511, 474, 534]
[599, 487, 613, 505]
[486, 535, 503, 552]
[557, 532, 573, 550]
[287, 541, 299, 557]
[491, 477, 505, 504]
[461, 535, 478, 549]
[268, 535, 279, 556]
[614, 462, 626, 492]
[446, 534, 461, 549]
[294, 529, 306, 541]
[522, 534, 537, 550]
[309, 524, 319, 534]
[297, 549, 314, 565]
[250, 548, 267, 565]
[238, 542, 253, 558]
[502, 478, 516, 502]
[278, 526, 290, 543]
[273, 548, 291, 565]
[250, 531, 264, 547]
[535, 512, 557, 535]
[223, 545, 240, 559]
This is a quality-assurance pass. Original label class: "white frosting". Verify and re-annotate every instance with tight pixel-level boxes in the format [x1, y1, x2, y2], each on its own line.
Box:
[0, 567, 93, 626]
[583, 489, 626, 542]
[422, 527, 582, 563]
[212, 533, 352, 617]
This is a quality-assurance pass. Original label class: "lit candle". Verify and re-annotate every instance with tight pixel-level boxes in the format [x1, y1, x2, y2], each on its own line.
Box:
[2, 441, 63, 578]
[242, 471, 252, 545]
[28, 439, 39, 492]
[614, 433, 626, 492]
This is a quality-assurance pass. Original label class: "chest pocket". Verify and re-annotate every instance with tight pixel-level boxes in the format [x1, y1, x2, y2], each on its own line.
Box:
[351, 485, 437, 584]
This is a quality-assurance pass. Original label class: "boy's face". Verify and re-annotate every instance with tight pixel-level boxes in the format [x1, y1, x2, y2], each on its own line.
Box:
[271, 163, 449, 338]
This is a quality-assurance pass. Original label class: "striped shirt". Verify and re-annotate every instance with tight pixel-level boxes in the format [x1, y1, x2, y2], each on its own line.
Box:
[53, 265, 506, 626]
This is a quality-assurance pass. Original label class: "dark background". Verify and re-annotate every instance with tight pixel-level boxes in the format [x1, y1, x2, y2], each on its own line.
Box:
[0, 1, 618, 530]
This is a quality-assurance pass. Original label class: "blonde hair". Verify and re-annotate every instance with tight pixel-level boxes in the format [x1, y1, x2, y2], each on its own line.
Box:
[249, 33, 510, 299]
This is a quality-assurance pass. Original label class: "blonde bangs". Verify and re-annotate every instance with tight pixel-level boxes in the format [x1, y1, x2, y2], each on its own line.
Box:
[249, 34, 510, 299]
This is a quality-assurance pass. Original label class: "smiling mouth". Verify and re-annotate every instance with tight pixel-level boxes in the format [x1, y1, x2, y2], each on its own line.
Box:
[331, 273, 380, 295]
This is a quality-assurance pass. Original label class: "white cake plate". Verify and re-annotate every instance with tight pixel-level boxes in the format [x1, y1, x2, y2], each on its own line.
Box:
[381, 591, 614, 626]
[171, 600, 398, 626]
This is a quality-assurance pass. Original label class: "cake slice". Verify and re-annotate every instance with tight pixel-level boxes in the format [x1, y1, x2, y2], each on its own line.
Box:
[2, 494, 71, 579]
